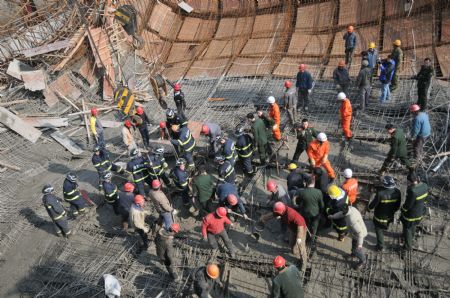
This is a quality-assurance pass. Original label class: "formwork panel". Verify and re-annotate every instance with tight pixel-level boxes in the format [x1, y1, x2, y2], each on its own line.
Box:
[338, 0, 381, 26]
[296, 2, 334, 30]
[166, 43, 200, 64]
[442, 8, 450, 42]
[185, 58, 228, 79]
[257, 0, 281, 9]
[252, 13, 286, 38]
[330, 26, 379, 56]
[177, 18, 216, 41]
[215, 17, 254, 39]
[148, 3, 182, 38]
[288, 31, 331, 56]
[222, 0, 255, 14]
[385, 0, 430, 17]
[240, 38, 276, 56]
[273, 57, 321, 78]
[383, 14, 432, 52]
[162, 61, 190, 81]
[204, 40, 236, 58]
[183, 0, 219, 14]
[435, 45, 450, 77]
[227, 57, 271, 77]
[137, 30, 165, 62]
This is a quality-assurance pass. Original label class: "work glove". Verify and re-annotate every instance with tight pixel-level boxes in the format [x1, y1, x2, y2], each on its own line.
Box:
[296, 238, 302, 245]
[308, 89, 312, 94]
[172, 209, 179, 215]
[227, 208, 232, 213]
[203, 236, 207, 241]
[243, 214, 249, 220]
[272, 124, 278, 130]
[162, 162, 168, 168]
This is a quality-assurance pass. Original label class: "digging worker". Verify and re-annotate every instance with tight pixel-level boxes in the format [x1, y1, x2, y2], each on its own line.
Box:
[282, 80, 297, 124]
[117, 182, 136, 231]
[173, 83, 186, 117]
[201, 121, 222, 157]
[147, 145, 171, 186]
[218, 134, 238, 166]
[122, 120, 137, 154]
[390, 39, 403, 92]
[171, 158, 191, 206]
[343, 25, 357, 68]
[267, 96, 282, 141]
[286, 163, 307, 194]
[413, 58, 434, 109]
[367, 175, 401, 251]
[271, 256, 304, 298]
[235, 125, 254, 176]
[379, 123, 413, 175]
[92, 145, 124, 189]
[201, 207, 236, 258]
[42, 184, 71, 238]
[266, 180, 292, 207]
[155, 223, 180, 280]
[170, 124, 196, 170]
[341, 168, 358, 205]
[63, 172, 87, 217]
[291, 119, 318, 163]
[215, 155, 236, 184]
[355, 59, 372, 111]
[90, 107, 104, 146]
[149, 180, 176, 231]
[217, 182, 247, 218]
[401, 172, 428, 252]
[135, 106, 150, 147]
[193, 263, 220, 297]
[127, 148, 151, 196]
[333, 60, 350, 95]
[102, 172, 120, 215]
[326, 185, 349, 241]
[307, 132, 336, 180]
[130, 194, 150, 251]
[409, 104, 431, 162]
[192, 165, 215, 214]
[296, 64, 313, 112]
[247, 112, 269, 165]
[337, 92, 353, 147]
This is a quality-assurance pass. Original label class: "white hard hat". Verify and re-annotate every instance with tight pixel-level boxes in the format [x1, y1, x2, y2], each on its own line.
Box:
[267, 96, 275, 104]
[337, 92, 346, 100]
[317, 132, 327, 142]
[343, 168, 353, 178]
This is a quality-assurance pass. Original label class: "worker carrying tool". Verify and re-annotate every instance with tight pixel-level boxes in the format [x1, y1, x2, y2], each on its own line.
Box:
[401, 172, 428, 252]
[201, 207, 236, 257]
[235, 125, 254, 176]
[266, 180, 292, 207]
[379, 123, 413, 175]
[271, 256, 304, 298]
[291, 119, 318, 163]
[92, 145, 124, 189]
[90, 107, 104, 147]
[367, 175, 401, 251]
[170, 158, 191, 206]
[247, 112, 269, 165]
[215, 155, 236, 185]
[63, 172, 87, 218]
[134, 106, 150, 147]
[413, 58, 434, 110]
[296, 64, 314, 112]
[117, 182, 136, 231]
[201, 121, 222, 157]
[409, 104, 431, 163]
[341, 168, 358, 205]
[333, 60, 351, 95]
[282, 80, 297, 124]
[192, 165, 215, 214]
[147, 146, 171, 186]
[122, 120, 137, 154]
[267, 96, 282, 141]
[155, 223, 180, 280]
[307, 132, 336, 180]
[126, 148, 151, 196]
[42, 184, 71, 238]
[217, 182, 247, 218]
[343, 25, 357, 68]
[193, 264, 221, 297]
[130, 194, 150, 251]
[148, 179, 176, 231]
[173, 83, 186, 118]
[102, 172, 120, 215]
[326, 185, 349, 241]
[390, 39, 403, 92]
[221, 194, 248, 220]
[337, 92, 353, 147]
[170, 124, 196, 170]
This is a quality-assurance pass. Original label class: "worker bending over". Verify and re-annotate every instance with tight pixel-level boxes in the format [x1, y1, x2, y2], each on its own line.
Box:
[307, 132, 335, 180]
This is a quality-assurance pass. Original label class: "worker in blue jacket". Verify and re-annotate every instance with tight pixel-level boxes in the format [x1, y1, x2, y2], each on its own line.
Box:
[409, 104, 431, 162]
[296, 64, 313, 112]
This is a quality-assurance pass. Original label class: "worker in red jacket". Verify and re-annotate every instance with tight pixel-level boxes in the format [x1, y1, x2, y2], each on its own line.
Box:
[201, 207, 236, 257]
[337, 92, 353, 148]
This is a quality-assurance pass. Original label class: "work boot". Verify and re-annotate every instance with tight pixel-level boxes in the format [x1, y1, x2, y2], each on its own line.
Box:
[353, 260, 366, 270]
[375, 245, 384, 253]
[337, 234, 345, 242]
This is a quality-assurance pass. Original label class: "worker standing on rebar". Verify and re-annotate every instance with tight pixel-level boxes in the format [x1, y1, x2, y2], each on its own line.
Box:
[155, 223, 180, 280]
[149, 180, 176, 231]
[122, 120, 137, 154]
[171, 158, 191, 206]
[102, 172, 120, 215]
[92, 145, 124, 190]
[355, 59, 372, 111]
[63, 172, 87, 218]
[218, 134, 238, 166]
[215, 155, 236, 184]
[130, 194, 150, 251]
[201, 121, 222, 157]
[343, 25, 357, 69]
[367, 175, 401, 252]
[379, 56, 396, 103]
[173, 83, 186, 118]
[282, 80, 297, 125]
[192, 165, 215, 214]
[338, 92, 353, 147]
[193, 264, 221, 297]
[390, 39, 403, 92]
[296, 64, 313, 112]
[341, 168, 358, 205]
[90, 107, 104, 147]
[307, 133, 336, 180]
[325, 185, 349, 241]
[291, 119, 318, 163]
[409, 104, 431, 164]
[379, 123, 413, 175]
[147, 146, 172, 186]
[118, 182, 136, 231]
[235, 125, 254, 176]
[271, 256, 304, 298]
[267, 96, 282, 141]
[201, 207, 236, 257]
[135, 106, 150, 147]
[127, 148, 151, 196]
[42, 184, 71, 238]
[413, 58, 434, 110]
[401, 172, 428, 252]
[367, 42, 379, 75]
[170, 124, 196, 170]
[333, 60, 351, 95]
[247, 112, 269, 165]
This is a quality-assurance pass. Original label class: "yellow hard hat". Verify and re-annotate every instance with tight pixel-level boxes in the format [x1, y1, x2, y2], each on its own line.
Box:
[368, 42, 376, 49]
[288, 163, 297, 170]
[393, 39, 401, 46]
[327, 185, 344, 200]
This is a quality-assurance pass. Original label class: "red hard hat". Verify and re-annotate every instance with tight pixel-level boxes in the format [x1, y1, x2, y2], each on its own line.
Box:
[227, 194, 238, 206]
[410, 104, 420, 112]
[299, 64, 306, 71]
[284, 80, 292, 88]
[151, 180, 161, 189]
[174, 83, 181, 91]
[159, 121, 166, 129]
[201, 125, 209, 135]
[136, 106, 144, 115]
[273, 255, 286, 268]
[91, 107, 98, 116]
[171, 223, 180, 233]
[124, 182, 135, 192]
[124, 120, 132, 128]
[134, 195, 145, 205]
[266, 180, 277, 192]
[216, 207, 227, 218]
[273, 202, 287, 215]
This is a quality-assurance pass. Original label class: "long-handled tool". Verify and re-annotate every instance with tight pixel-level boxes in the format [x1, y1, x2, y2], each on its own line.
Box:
[228, 210, 255, 222]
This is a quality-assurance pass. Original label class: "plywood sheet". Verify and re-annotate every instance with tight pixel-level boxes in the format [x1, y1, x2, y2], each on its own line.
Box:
[296, 2, 334, 30]
[385, 0, 429, 17]
[183, 0, 218, 14]
[331, 26, 379, 56]
[148, 2, 182, 38]
[51, 130, 83, 155]
[222, 0, 254, 14]
[441, 8, 450, 42]
[185, 58, 228, 79]
[257, 0, 281, 9]
[204, 40, 234, 58]
[162, 61, 190, 81]
[227, 57, 271, 77]
[273, 57, 321, 78]
[22, 117, 68, 128]
[288, 32, 331, 56]
[177, 18, 216, 41]
[241, 38, 275, 56]
[383, 14, 432, 52]
[436, 45, 450, 77]
[252, 13, 285, 38]
[215, 17, 254, 39]
[0, 107, 41, 143]
[338, 0, 381, 25]
[166, 43, 201, 64]
[137, 30, 165, 63]
[22, 69, 47, 91]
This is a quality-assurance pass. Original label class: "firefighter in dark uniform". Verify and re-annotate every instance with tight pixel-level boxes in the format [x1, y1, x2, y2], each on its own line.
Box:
[42, 184, 71, 238]
[170, 124, 196, 170]
[215, 155, 236, 185]
[401, 172, 428, 251]
[102, 172, 120, 215]
[126, 148, 151, 196]
[218, 134, 238, 166]
[326, 185, 349, 241]
[235, 125, 254, 176]
[173, 83, 186, 118]
[135, 106, 151, 147]
[91, 145, 124, 189]
[147, 145, 171, 186]
[171, 158, 190, 206]
[164, 108, 188, 139]
[62, 173, 87, 217]
[155, 223, 180, 280]
[368, 175, 401, 251]
[118, 182, 135, 231]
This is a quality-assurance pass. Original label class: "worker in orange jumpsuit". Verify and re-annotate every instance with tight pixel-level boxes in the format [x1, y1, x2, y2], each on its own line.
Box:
[341, 168, 358, 205]
[307, 133, 335, 180]
[337, 92, 353, 147]
[267, 96, 282, 141]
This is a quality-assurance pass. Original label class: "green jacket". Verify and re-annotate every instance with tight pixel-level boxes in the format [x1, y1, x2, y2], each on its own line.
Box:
[401, 182, 428, 223]
[271, 265, 304, 298]
[296, 127, 318, 149]
[193, 173, 214, 203]
[387, 128, 408, 159]
[390, 47, 403, 69]
[252, 118, 268, 146]
[295, 187, 324, 218]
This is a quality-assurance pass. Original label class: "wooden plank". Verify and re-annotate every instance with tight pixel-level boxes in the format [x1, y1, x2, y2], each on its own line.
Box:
[50, 130, 84, 155]
[208, 98, 225, 101]
[20, 39, 71, 58]
[53, 28, 86, 72]
[436, 45, 450, 77]
[81, 98, 92, 145]
[21, 70, 47, 91]
[0, 160, 21, 171]
[55, 91, 80, 111]
[43, 89, 59, 107]
[0, 107, 42, 143]
[99, 120, 122, 128]
[0, 99, 29, 107]
[21, 117, 68, 128]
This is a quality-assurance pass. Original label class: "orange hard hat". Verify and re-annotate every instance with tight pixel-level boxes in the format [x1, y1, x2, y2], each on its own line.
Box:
[410, 104, 420, 112]
[273, 202, 287, 215]
[91, 107, 98, 116]
[201, 125, 209, 135]
[136, 106, 144, 115]
[266, 180, 277, 192]
[299, 64, 306, 71]
[174, 83, 181, 91]
[159, 121, 166, 129]
[124, 120, 132, 128]
[338, 60, 346, 67]
[171, 223, 180, 233]
[227, 194, 238, 206]
[347, 25, 354, 32]
[216, 207, 227, 217]
[124, 182, 135, 192]
[206, 264, 220, 279]
[273, 255, 286, 268]
[134, 195, 145, 205]
[151, 179, 161, 189]
[284, 80, 292, 88]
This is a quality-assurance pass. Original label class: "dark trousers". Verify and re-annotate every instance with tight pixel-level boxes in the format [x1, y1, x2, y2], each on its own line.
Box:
[175, 101, 186, 118]
[108, 200, 120, 215]
[381, 155, 412, 172]
[297, 88, 309, 110]
[413, 136, 427, 161]
[374, 226, 386, 248]
[351, 238, 366, 263]
[53, 218, 71, 236]
[402, 220, 419, 250]
[96, 131, 105, 147]
[66, 199, 86, 216]
[345, 48, 354, 67]
[304, 214, 320, 242]
[207, 230, 235, 255]
[292, 143, 306, 162]
[417, 83, 430, 109]
[136, 228, 149, 249]
[139, 126, 149, 147]
[241, 156, 254, 174]
[182, 151, 194, 167]
[135, 181, 146, 196]
[178, 187, 191, 205]
[359, 86, 371, 110]
[257, 142, 267, 163]
[157, 248, 176, 278]
[391, 68, 399, 90]
[160, 212, 174, 231]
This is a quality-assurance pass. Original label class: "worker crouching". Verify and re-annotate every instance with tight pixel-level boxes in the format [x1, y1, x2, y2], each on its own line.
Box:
[307, 132, 336, 180]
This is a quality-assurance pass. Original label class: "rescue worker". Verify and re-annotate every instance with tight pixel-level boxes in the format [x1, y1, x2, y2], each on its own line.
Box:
[247, 112, 269, 165]
[296, 64, 313, 112]
[413, 58, 434, 109]
[192, 165, 215, 214]
[222, 194, 247, 220]
[102, 172, 120, 215]
[379, 56, 396, 103]
[193, 264, 220, 297]
[282, 80, 297, 124]
[271, 256, 304, 298]
[42, 184, 71, 238]
[326, 185, 349, 241]
[292, 119, 318, 162]
[401, 172, 428, 251]
[162, 108, 188, 139]
[333, 60, 350, 95]
[92, 145, 124, 189]
[379, 123, 413, 175]
[337, 92, 353, 146]
[170, 124, 196, 169]
[267, 96, 282, 141]
[367, 175, 401, 251]
[218, 134, 238, 166]
[313, 167, 329, 195]
[201, 207, 236, 257]
[171, 158, 190, 206]
[307, 132, 336, 180]
[149, 180, 175, 231]
[147, 145, 171, 186]
[118, 182, 135, 231]
[173, 83, 186, 117]
[122, 120, 137, 154]
[155, 223, 180, 280]
[201, 121, 222, 157]
[215, 155, 236, 184]
[329, 206, 367, 269]
[343, 25, 357, 68]
[409, 104, 431, 162]
[266, 180, 292, 207]
[90, 107, 104, 146]
[390, 39, 403, 92]
[130, 194, 150, 250]
[341, 168, 358, 205]
[217, 182, 248, 218]
[135, 106, 150, 147]
[286, 163, 307, 195]
[235, 125, 254, 176]
[126, 148, 150, 196]
[367, 42, 379, 74]
[62, 172, 86, 217]
[355, 59, 372, 111]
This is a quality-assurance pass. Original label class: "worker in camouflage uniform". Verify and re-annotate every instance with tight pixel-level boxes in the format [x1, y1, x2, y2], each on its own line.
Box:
[390, 39, 403, 92]
[379, 123, 413, 175]
[247, 112, 269, 165]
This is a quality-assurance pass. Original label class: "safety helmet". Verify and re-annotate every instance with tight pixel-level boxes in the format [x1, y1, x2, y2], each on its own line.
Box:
[206, 264, 220, 279]
[288, 163, 297, 170]
[124, 120, 132, 128]
[124, 182, 135, 192]
[235, 125, 245, 136]
[174, 83, 181, 91]
[338, 60, 346, 67]
[317, 132, 327, 142]
[347, 25, 354, 32]
[299, 64, 306, 71]
[328, 185, 345, 200]
[343, 168, 353, 178]
[130, 148, 140, 157]
[266, 180, 277, 192]
[284, 80, 292, 88]
[176, 158, 186, 166]
[267, 96, 276, 104]
[153, 145, 165, 155]
[393, 39, 401, 46]
[337, 92, 346, 100]
[227, 194, 238, 206]
[66, 172, 77, 182]
[216, 207, 227, 218]
[136, 106, 144, 115]
[151, 179, 161, 189]
[273, 201, 287, 215]
[382, 176, 396, 188]
[201, 125, 210, 135]
[159, 121, 166, 129]
[166, 108, 175, 118]
[368, 42, 376, 49]
[93, 145, 101, 152]
[134, 195, 145, 205]
[214, 155, 225, 163]
[170, 223, 180, 233]
[273, 255, 286, 268]
[91, 107, 98, 116]
[103, 171, 112, 180]
[42, 184, 54, 194]
[410, 104, 420, 112]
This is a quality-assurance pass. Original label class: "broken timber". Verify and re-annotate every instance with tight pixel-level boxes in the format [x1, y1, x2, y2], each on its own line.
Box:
[50, 131, 84, 155]
[22, 117, 68, 128]
[0, 107, 41, 143]
[0, 160, 21, 171]
[20, 39, 71, 58]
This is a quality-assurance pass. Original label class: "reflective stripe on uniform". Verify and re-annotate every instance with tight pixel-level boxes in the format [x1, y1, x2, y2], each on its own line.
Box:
[374, 216, 389, 223]
[224, 169, 234, 178]
[106, 188, 118, 198]
[380, 199, 398, 203]
[332, 223, 348, 230]
[416, 193, 428, 200]
[402, 214, 423, 222]
[64, 189, 76, 196]
[53, 210, 66, 220]
[64, 195, 80, 201]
